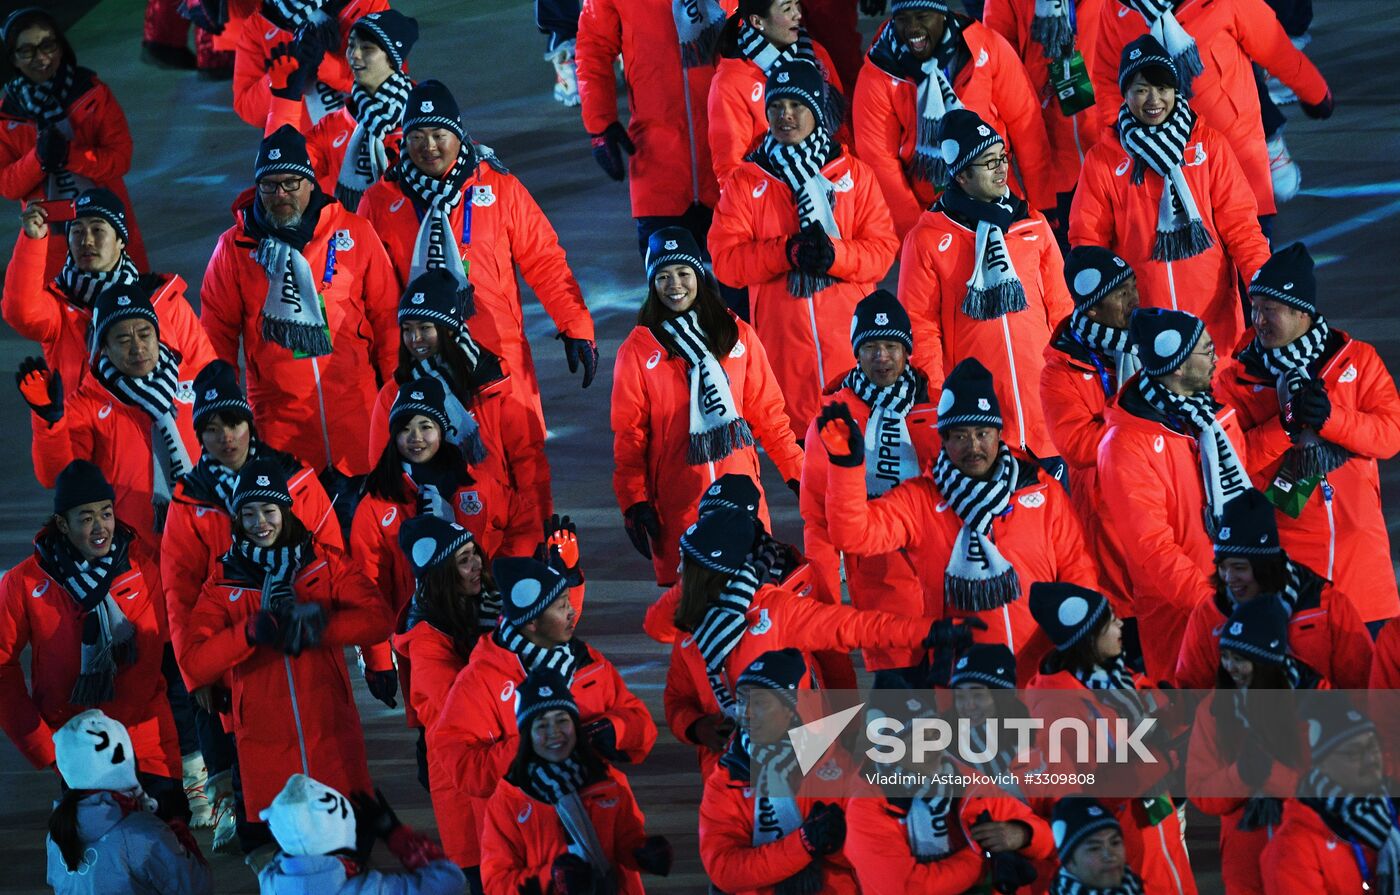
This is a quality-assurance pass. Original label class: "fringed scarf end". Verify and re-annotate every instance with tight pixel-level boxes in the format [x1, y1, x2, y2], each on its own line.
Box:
[1151, 220, 1214, 262]
[261, 314, 333, 357]
[687, 418, 756, 465]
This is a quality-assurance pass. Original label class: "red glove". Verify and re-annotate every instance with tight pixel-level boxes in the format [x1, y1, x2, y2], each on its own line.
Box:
[385, 824, 446, 871]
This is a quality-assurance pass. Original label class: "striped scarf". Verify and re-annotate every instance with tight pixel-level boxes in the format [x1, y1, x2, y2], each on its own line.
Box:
[1116, 99, 1213, 262]
[1300, 769, 1400, 895]
[521, 756, 614, 889]
[95, 345, 192, 530]
[845, 368, 920, 496]
[1069, 309, 1140, 393]
[867, 18, 963, 185]
[753, 128, 841, 297]
[694, 562, 762, 720]
[188, 451, 249, 513]
[224, 535, 311, 612]
[674, 0, 727, 68]
[1138, 377, 1250, 536]
[36, 525, 137, 706]
[56, 254, 140, 310]
[391, 141, 484, 305]
[247, 195, 331, 357]
[495, 621, 584, 683]
[405, 356, 487, 464]
[260, 0, 327, 30]
[937, 186, 1026, 320]
[5, 61, 77, 128]
[1118, 0, 1202, 97]
[1240, 317, 1348, 479]
[1050, 868, 1147, 895]
[1031, 0, 1076, 60]
[720, 731, 819, 895]
[736, 22, 843, 130]
[1073, 655, 1154, 731]
[930, 445, 1020, 611]
[659, 310, 754, 465]
[336, 72, 412, 209]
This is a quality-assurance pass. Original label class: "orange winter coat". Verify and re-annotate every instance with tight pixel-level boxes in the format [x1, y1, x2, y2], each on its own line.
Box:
[1214, 330, 1400, 623]
[707, 41, 847, 182]
[180, 548, 391, 814]
[368, 371, 552, 539]
[0, 531, 179, 778]
[799, 376, 941, 670]
[899, 204, 1073, 458]
[1261, 799, 1388, 895]
[0, 69, 146, 273]
[844, 794, 1054, 895]
[2, 232, 215, 403]
[480, 767, 649, 895]
[824, 451, 1099, 663]
[30, 355, 204, 554]
[1370, 624, 1400, 779]
[357, 162, 594, 434]
[983, 0, 1108, 195]
[200, 191, 399, 476]
[1039, 323, 1135, 617]
[265, 97, 404, 198]
[1096, 376, 1248, 681]
[162, 456, 342, 690]
[230, 2, 387, 130]
[665, 583, 930, 779]
[710, 151, 898, 431]
[699, 758, 860, 895]
[1069, 117, 1270, 355]
[610, 316, 804, 586]
[1091, 0, 1328, 217]
[576, 0, 720, 217]
[852, 18, 1055, 239]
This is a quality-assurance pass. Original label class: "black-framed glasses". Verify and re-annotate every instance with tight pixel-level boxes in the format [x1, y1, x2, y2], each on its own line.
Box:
[13, 38, 59, 64]
[969, 155, 1010, 172]
[256, 177, 306, 195]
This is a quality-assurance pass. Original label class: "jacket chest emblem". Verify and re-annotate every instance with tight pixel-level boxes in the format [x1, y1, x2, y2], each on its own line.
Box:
[98, 403, 113, 419]
[517, 804, 532, 823]
[175, 380, 195, 404]
[729, 341, 746, 358]
[229, 588, 245, 603]
[1082, 373, 1094, 381]
[938, 234, 953, 252]
[646, 349, 662, 370]
[815, 760, 843, 781]
[333, 229, 355, 251]
[1339, 364, 1357, 383]
[31, 580, 49, 598]
[1114, 158, 1132, 177]
[751, 82, 764, 102]
[832, 172, 854, 193]
[749, 608, 772, 635]
[1153, 435, 1165, 453]
[459, 491, 483, 515]
[752, 180, 768, 199]
[598, 797, 619, 808]
[333, 132, 349, 148]
[264, 27, 279, 40]
[1183, 143, 1207, 167]
[381, 507, 397, 527]
[390, 197, 406, 213]
[1018, 491, 1045, 509]
[471, 185, 495, 207]
[500, 680, 515, 702]
[975, 49, 989, 67]
[935, 500, 950, 513]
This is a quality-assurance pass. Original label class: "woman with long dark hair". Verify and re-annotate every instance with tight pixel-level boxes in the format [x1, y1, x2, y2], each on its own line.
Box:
[481, 668, 673, 893]
[611, 227, 803, 587]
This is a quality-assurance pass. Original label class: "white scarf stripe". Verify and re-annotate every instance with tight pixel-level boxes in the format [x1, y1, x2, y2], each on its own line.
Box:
[659, 310, 755, 465]
[1138, 378, 1250, 532]
[336, 72, 412, 208]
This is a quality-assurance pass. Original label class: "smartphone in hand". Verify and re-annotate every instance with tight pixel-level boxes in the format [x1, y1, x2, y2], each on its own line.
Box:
[33, 199, 76, 223]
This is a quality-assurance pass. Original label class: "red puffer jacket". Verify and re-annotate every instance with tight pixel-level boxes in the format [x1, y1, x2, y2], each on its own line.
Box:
[1174, 578, 1372, 690]
[575, 0, 720, 217]
[1039, 324, 1136, 618]
[230, 2, 387, 130]
[1370, 623, 1400, 779]
[0, 530, 179, 778]
[845, 794, 1054, 895]
[30, 355, 204, 554]
[710, 151, 898, 431]
[162, 456, 343, 690]
[199, 191, 399, 476]
[357, 162, 594, 436]
[707, 40, 847, 182]
[824, 450, 1100, 664]
[429, 629, 656, 800]
[699, 757, 860, 895]
[1090, 0, 1328, 217]
[1213, 330, 1400, 623]
[899, 204, 1073, 458]
[264, 97, 404, 197]
[611, 316, 804, 586]
[800, 376, 941, 670]
[1261, 799, 1382, 895]
[180, 547, 391, 814]
[982, 0, 1108, 196]
[1069, 118, 1271, 355]
[368, 371, 552, 540]
[2, 232, 215, 402]
[852, 18, 1055, 238]
[1096, 376, 1248, 681]
[0, 70, 146, 273]
[666, 583, 930, 779]
[642, 549, 830, 645]
[480, 767, 649, 895]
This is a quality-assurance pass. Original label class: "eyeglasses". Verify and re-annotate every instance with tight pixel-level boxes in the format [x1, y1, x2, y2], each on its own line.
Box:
[968, 155, 1010, 172]
[1192, 343, 1216, 358]
[256, 177, 306, 195]
[13, 38, 59, 64]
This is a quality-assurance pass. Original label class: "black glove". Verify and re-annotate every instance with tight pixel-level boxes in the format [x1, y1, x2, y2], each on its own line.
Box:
[815, 402, 864, 468]
[35, 126, 69, 173]
[990, 851, 1039, 893]
[294, 14, 339, 77]
[633, 834, 673, 876]
[858, 0, 888, 15]
[266, 45, 308, 100]
[794, 225, 836, 275]
[590, 122, 636, 181]
[244, 610, 282, 648]
[558, 334, 599, 389]
[550, 853, 595, 894]
[364, 667, 399, 708]
[350, 788, 402, 842]
[1237, 740, 1274, 789]
[543, 513, 584, 586]
[786, 478, 800, 499]
[179, 0, 227, 35]
[799, 801, 846, 856]
[1294, 380, 1332, 430]
[622, 502, 660, 560]
[924, 615, 989, 650]
[16, 356, 63, 424]
[584, 717, 626, 762]
[1299, 89, 1335, 120]
[279, 602, 326, 657]
[517, 880, 545, 895]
